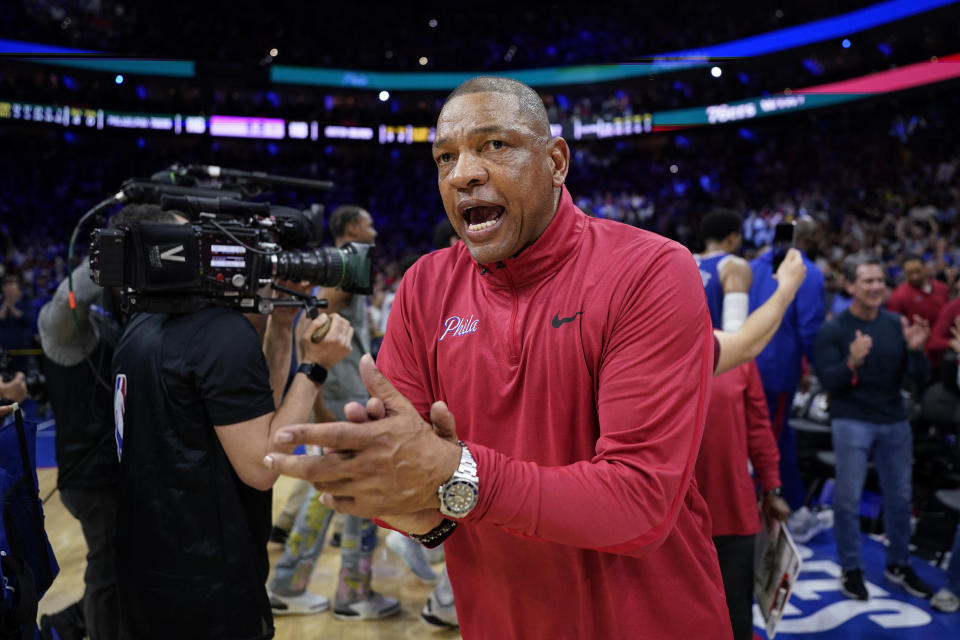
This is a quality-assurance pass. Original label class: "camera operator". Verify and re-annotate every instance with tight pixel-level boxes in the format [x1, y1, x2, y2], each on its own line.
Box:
[37, 203, 182, 640]
[111, 239, 353, 640]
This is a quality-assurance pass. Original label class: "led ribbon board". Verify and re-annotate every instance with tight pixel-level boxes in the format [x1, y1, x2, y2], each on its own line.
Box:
[2, 54, 959, 141]
[271, 0, 957, 88]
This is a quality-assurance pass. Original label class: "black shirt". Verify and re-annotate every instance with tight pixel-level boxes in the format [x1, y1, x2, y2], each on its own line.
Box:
[814, 308, 929, 423]
[113, 307, 275, 640]
[42, 340, 117, 489]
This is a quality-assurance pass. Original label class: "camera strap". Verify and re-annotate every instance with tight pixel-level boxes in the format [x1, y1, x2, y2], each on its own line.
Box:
[11, 406, 50, 589]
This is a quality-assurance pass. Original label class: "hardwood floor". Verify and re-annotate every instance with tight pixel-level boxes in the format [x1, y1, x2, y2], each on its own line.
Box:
[36, 469, 462, 640]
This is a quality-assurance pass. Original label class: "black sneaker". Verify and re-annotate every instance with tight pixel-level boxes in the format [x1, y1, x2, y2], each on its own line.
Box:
[840, 568, 869, 600]
[268, 526, 289, 545]
[884, 564, 934, 598]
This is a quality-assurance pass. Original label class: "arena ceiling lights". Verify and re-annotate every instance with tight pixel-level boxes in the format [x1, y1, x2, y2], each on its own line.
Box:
[0, 0, 954, 86]
[270, 0, 957, 89]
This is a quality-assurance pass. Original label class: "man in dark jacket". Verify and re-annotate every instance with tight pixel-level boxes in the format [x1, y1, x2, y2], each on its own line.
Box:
[814, 255, 933, 602]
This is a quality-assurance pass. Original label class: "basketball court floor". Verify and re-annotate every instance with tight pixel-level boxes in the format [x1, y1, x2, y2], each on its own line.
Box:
[28, 417, 960, 639]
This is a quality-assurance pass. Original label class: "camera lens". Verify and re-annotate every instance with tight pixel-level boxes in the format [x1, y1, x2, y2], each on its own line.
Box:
[270, 242, 373, 294]
[274, 247, 344, 286]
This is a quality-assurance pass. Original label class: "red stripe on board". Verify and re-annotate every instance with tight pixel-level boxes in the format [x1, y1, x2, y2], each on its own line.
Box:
[796, 53, 960, 95]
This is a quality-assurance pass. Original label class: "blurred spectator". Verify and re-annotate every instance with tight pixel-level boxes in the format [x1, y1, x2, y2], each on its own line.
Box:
[695, 209, 752, 332]
[887, 253, 949, 368]
[928, 299, 960, 375]
[814, 255, 933, 602]
[0, 272, 35, 372]
[695, 361, 788, 640]
[748, 218, 826, 526]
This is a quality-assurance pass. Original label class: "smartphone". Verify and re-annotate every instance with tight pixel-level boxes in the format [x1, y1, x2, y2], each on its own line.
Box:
[771, 222, 796, 272]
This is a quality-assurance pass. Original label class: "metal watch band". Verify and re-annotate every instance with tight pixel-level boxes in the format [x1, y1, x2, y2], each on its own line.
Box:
[438, 441, 479, 518]
[409, 518, 458, 549]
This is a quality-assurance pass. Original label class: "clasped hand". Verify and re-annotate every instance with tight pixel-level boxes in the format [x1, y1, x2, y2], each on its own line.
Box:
[900, 314, 930, 352]
[263, 354, 462, 532]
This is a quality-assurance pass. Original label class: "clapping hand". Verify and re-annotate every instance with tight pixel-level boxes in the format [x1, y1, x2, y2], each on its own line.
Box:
[263, 354, 462, 528]
[948, 316, 960, 353]
[847, 330, 873, 368]
[901, 314, 930, 352]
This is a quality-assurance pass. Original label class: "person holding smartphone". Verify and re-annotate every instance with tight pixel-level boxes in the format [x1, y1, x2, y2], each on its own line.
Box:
[748, 217, 827, 539]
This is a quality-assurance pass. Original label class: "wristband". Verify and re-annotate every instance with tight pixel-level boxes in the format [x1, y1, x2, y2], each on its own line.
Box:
[846, 360, 858, 387]
[409, 518, 458, 549]
[297, 362, 328, 385]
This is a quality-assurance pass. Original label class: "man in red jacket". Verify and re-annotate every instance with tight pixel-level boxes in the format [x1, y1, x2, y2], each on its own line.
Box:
[265, 76, 731, 638]
[888, 255, 948, 371]
[888, 254, 948, 329]
[927, 296, 960, 372]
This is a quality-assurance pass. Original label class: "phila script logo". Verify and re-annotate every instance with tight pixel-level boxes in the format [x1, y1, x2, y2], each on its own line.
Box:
[439, 314, 479, 342]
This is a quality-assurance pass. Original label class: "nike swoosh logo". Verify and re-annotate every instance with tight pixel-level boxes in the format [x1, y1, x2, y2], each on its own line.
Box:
[552, 311, 583, 328]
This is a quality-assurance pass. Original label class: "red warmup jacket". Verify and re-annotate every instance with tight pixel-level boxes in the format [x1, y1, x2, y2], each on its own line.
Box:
[887, 279, 949, 369]
[377, 187, 731, 639]
[695, 362, 781, 537]
[887, 279, 948, 327]
[927, 295, 960, 369]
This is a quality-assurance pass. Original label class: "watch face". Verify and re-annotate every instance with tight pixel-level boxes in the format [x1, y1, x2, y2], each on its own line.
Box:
[443, 481, 477, 515]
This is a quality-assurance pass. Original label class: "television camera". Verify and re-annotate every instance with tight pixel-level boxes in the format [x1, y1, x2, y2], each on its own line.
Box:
[83, 164, 374, 316]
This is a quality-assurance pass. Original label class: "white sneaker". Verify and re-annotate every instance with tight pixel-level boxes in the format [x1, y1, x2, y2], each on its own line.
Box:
[386, 530, 438, 582]
[788, 506, 831, 543]
[815, 507, 834, 530]
[931, 588, 959, 613]
[268, 589, 330, 616]
[333, 592, 401, 620]
[421, 567, 458, 628]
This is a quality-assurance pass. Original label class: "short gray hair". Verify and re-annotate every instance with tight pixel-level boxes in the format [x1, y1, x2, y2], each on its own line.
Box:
[842, 254, 883, 282]
[443, 76, 551, 139]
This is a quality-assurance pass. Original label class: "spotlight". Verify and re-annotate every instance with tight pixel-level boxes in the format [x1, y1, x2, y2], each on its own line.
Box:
[669, 164, 679, 174]
[429, 18, 438, 28]
[379, 90, 390, 102]
[269, 48, 279, 57]
[419, 56, 428, 66]
[841, 39, 851, 49]
[710, 66, 722, 78]
[115, 74, 124, 84]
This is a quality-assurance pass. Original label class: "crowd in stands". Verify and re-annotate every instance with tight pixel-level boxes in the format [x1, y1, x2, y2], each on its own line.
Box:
[3, 89, 959, 368]
[2, 4, 957, 129]
[3, 9, 960, 634]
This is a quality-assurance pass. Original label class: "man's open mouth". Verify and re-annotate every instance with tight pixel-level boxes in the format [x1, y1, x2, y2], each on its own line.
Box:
[463, 205, 505, 232]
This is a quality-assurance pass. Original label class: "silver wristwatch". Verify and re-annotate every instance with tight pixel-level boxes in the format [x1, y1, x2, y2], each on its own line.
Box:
[438, 442, 479, 519]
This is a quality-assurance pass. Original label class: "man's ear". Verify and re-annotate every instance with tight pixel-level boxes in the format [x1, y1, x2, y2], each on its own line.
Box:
[547, 137, 570, 187]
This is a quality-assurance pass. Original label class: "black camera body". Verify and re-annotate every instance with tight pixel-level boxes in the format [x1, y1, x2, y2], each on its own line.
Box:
[89, 214, 374, 314]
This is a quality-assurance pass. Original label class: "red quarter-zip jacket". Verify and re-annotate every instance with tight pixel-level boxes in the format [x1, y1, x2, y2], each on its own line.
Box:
[377, 187, 731, 639]
[696, 361, 782, 537]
